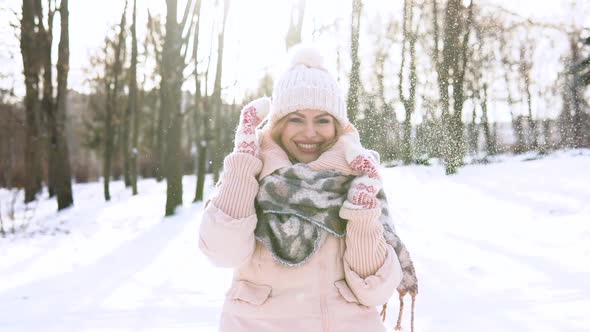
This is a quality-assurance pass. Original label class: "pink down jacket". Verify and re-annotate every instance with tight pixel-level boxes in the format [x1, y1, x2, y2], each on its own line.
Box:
[198, 128, 403, 332]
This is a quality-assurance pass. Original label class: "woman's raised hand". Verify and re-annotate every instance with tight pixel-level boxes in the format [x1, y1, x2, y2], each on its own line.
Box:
[234, 97, 271, 156]
[343, 138, 382, 210]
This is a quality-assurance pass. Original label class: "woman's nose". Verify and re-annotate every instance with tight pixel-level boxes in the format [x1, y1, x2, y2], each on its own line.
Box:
[302, 122, 317, 137]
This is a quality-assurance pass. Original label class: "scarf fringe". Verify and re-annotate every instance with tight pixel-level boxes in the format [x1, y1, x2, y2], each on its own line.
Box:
[381, 290, 416, 332]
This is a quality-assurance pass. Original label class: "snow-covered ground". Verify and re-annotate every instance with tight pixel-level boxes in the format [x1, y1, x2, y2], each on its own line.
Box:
[1, 150, 589, 332]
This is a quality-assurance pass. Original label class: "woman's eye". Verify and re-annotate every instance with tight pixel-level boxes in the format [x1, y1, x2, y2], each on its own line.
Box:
[317, 118, 331, 124]
[288, 118, 304, 123]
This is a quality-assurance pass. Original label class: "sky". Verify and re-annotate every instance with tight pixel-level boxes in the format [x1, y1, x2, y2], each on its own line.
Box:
[0, 0, 588, 121]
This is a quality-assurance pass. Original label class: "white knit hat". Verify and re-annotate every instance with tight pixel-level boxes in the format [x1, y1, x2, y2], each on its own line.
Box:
[270, 45, 349, 127]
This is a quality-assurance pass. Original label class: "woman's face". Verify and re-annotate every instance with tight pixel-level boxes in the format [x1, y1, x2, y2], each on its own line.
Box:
[279, 109, 338, 163]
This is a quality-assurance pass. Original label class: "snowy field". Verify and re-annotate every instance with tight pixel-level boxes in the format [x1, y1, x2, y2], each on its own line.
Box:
[1, 149, 589, 332]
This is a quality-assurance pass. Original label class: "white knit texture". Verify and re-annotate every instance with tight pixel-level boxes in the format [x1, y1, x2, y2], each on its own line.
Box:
[271, 46, 348, 127]
[290, 46, 324, 69]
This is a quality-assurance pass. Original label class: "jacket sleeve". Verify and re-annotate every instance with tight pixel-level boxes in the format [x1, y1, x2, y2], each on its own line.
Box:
[198, 153, 262, 268]
[340, 206, 403, 306]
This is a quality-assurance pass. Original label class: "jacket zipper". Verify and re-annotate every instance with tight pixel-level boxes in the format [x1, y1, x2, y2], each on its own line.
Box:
[320, 235, 329, 332]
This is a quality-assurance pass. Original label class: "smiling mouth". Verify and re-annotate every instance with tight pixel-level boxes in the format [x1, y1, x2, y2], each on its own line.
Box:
[296, 143, 321, 153]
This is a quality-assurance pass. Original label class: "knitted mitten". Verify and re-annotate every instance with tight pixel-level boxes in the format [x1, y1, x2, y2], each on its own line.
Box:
[234, 97, 271, 156]
[344, 140, 382, 210]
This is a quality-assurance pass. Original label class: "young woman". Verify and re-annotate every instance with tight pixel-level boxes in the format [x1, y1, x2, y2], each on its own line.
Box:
[199, 46, 417, 332]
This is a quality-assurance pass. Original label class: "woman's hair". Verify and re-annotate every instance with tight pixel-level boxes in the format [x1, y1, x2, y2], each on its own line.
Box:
[269, 113, 344, 156]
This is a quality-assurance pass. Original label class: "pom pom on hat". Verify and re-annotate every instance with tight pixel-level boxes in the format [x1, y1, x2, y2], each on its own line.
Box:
[290, 46, 325, 70]
[271, 44, 349, 127]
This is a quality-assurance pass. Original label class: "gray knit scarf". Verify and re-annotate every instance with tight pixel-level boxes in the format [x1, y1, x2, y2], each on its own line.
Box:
[254, 163, 418, 319]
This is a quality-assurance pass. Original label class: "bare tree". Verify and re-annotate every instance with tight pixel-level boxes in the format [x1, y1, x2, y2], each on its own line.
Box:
[38, 0, 56, 196]
[0, 102, 25, 190]
[432, 0, 474, 174]
[122, 71, 132, 184]
[162, 0, 183, 215]
[20, 0, 43, 202]
[399, 0, 419, 164]
[568, 32, 586, 148]
[210, 0, 231, 184]
[285, 0, 306, 49]
[129, 0, 139, 195]
[518, 40, 538, 150]
[368, 17, 398, 160]
[145, 11, 164, 179]
[498, 33, 526, 153]
[576, 34, 590, 86]
[53, 0, 73, 209]
[163, 0, 197, 215]
[194, 9, 217, 202]
[145, 11, 167, 181]
[103, 1, 128, 201]
[538, 86, 555, 153]
[480, 83, 496, 155]
[347, 0, 362, 123]
[191, 0, 207, 202]
[470, 11, 499, 156]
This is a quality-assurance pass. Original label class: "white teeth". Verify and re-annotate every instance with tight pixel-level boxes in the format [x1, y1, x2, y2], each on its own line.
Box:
[298, 143, 319, 149]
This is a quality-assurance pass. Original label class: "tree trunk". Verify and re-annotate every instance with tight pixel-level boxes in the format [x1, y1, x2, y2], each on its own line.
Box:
[373, 40, 394, 159]
[122, 92, 131, 188]
[442, 0, 472, 174]
[569, 35, 584, 148]
[147, 12, 166, 181]
[519, 44, 537, 150]
[223, 104, 236, 154]
[526, 97, 538, 150]
[20, 0, 43, 203]
[541, 119, 552, 153]
[503, 75, 523, 153]
[480, 83, 495, 155]
[467, 106, 478, 154]
[163, 0, 183, 216]
[104, 1, 128, 201]
[129, 0, 139, 195]
[155, 75, 168, 181]
[346, 0, 362, 124]
[54, 0, 73, 210]
[40, 3, 56, 197]
[432, 0, 448, 161]
[104, 81, 113, 201]
[164, 111, 183, 216]
[514, 115, 526, 153]
[285, 0, 305, 49]
[195, 96, 208, 202]
[399, 0, 417, 164]
[211, 0, 230, 184]
[122, 3, 134, 188]
[192, 0, 206, 202]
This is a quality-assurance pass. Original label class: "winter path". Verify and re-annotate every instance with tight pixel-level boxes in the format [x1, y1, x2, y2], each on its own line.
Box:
[1, 150, 589, 332]
[1, 178, 227, 332]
